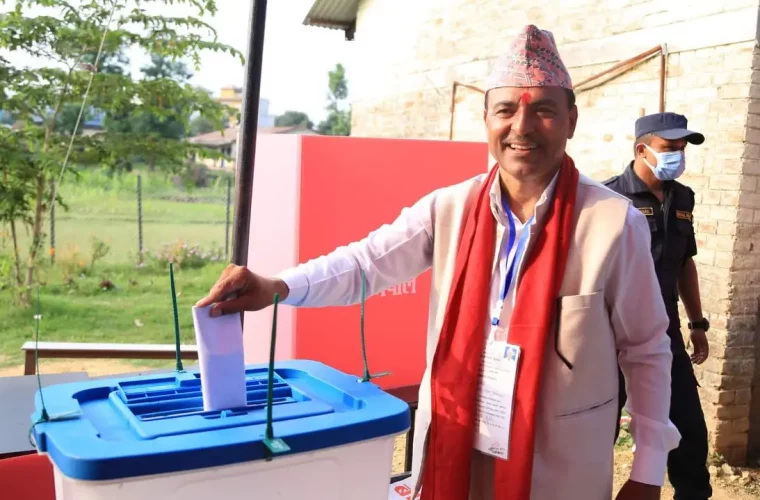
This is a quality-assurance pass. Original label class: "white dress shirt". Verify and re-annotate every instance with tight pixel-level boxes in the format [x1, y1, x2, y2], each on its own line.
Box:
[277, 172, 680, 486]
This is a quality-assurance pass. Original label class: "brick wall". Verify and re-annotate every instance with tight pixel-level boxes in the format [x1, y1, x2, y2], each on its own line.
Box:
[348, 0, 760, 464]
[744, 48, 760, 462]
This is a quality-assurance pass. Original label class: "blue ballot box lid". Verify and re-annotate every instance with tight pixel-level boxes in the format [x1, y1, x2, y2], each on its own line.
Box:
[30, 360, 410, 481]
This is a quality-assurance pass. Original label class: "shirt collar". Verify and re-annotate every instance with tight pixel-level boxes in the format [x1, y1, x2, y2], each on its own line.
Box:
[622, 161, 674, 195]
[488, 167, 560, 227]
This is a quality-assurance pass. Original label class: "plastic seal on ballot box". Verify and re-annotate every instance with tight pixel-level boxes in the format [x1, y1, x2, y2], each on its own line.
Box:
[192, 305, 247, 411]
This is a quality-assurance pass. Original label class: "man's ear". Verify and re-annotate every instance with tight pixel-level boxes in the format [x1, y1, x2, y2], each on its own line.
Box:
[567, 105, 578, 139]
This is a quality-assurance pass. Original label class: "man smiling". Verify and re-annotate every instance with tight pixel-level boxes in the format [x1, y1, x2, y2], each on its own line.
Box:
[197, 25, 680, 500]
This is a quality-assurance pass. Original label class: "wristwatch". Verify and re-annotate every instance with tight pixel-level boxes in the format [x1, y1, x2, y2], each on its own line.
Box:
[688, 318, 710, 332]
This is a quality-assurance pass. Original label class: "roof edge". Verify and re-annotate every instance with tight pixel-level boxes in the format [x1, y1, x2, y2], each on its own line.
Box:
[302, 0, 358, 40]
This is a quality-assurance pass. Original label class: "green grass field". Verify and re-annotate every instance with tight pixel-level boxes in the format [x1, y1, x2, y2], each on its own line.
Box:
[0, 168, 233, 368]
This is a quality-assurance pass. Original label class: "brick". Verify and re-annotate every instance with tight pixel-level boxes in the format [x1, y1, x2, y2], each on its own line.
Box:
[721, 158, 744, 174]
[704, 234, 735, 251]
[720, 84, 751, 99]
[718, 446, 748, 466]
[716, 221, 736, 236]
[701, 386, 733, 404]
[726, 331, 757, 348]
[710, 174, 741, 190]
[736, 223, 756, 238]
[714, 418, 751, 436]
[745, 159, 760, 176]
[740, 175, 758, 192]
[721, 359, 756, 377]
[702, 190, 722, 205]
[735, 388, 752, 405]
[744, 145, 760, 160]
[715, 404, 751, 420]
[712, 432, 749, 450]
[721, 191, 740, 205]
[737, 207, 756, 223]
[710, 205, 737, 222]
[698, 220, 718, 234]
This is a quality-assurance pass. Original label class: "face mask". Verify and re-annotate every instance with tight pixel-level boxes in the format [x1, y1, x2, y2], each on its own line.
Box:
[642, 144, 685, 181]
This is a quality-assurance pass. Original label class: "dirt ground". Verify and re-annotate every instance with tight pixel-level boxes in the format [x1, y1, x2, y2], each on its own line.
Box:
[5, 359, 759, 498]
[612, 449, 758, 500]
[0, 358, 170, 377]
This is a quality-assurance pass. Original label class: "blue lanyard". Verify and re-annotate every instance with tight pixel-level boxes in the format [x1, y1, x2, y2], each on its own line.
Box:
[492, 200, 534, 326]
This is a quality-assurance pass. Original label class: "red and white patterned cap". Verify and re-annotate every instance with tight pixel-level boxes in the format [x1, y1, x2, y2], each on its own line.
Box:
[485, 25, 573, 91]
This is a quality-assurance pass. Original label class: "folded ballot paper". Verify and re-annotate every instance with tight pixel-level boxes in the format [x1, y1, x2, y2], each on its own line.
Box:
[192, 305, 247, 411]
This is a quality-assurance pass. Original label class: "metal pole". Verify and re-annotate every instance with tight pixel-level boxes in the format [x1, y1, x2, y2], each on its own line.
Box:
[49, 178, 55, 264]
[225, 176, 231, 260]
[137, 174, 143, 264]
[659, 44, 668, 113]
[232, 0, 268, 267]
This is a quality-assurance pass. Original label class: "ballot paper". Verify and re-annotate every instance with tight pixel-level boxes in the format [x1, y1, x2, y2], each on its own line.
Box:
[473, 335, 521, 460]
[192, 305, 247, 411]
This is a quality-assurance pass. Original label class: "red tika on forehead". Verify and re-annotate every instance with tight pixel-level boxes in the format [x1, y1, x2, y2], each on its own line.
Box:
[521, 92, 532, 104]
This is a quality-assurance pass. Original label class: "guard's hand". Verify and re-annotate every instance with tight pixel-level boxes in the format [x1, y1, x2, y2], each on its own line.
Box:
[615, 480, 660, 500]
[689, 328, 709, 364]
[195, 264, 289, 317]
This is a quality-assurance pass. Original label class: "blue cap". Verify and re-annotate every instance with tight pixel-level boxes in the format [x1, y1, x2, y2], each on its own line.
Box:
[635, 112, 705, 145]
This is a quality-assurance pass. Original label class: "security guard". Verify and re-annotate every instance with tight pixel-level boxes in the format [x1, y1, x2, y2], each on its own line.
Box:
[604, 112, 712, 499]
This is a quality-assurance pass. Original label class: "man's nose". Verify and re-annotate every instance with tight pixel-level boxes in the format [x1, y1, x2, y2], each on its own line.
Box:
[511, 106, 536, 136]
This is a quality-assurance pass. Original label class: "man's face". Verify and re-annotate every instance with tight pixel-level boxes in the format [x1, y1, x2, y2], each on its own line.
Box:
[483, 86, 578, 181]
[636, 136, 688, 167]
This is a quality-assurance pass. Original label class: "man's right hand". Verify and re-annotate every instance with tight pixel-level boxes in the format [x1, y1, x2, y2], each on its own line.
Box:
[195, 264, 289, 317]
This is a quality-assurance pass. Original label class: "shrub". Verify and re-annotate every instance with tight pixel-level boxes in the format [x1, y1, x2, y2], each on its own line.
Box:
[146, 240, 224, 270]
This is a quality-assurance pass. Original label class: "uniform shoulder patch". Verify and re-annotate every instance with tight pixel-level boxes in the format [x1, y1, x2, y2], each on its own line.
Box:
[676, 210, 693, 222]
[637, 206, 654, 216]
[601, 175, 620, 186]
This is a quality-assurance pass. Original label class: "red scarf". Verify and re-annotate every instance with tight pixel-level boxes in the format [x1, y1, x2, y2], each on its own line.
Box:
[421, 155, 579, 499]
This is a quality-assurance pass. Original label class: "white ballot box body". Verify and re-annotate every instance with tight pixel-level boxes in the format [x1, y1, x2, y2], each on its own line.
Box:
[30, 360, 410, 500]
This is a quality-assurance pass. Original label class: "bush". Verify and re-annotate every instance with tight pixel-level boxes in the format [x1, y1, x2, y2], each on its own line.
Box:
[146, 240, 224, 270]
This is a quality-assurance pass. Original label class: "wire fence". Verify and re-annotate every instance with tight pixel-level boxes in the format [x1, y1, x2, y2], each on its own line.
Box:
[38, 168, 235, 270]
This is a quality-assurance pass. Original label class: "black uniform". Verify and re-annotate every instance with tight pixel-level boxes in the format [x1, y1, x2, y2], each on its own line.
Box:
[604, 163, 712, 500]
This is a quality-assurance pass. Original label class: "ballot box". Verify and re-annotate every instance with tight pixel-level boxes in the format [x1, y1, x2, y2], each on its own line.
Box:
[30, 360, 410, 500]
[243, 134, 489, 390]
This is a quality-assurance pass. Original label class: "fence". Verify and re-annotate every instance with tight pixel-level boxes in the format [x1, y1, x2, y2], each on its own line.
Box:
[42, 168, 234, 268]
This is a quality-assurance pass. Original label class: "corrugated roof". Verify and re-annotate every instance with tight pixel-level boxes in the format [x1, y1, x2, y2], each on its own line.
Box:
[302, 0, 358, 31]
[188, 125, 318, 147]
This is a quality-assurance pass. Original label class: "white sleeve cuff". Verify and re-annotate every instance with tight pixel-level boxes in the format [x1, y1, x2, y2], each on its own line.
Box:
[274, 268, 310, 306]
[629, 445, 669, 486]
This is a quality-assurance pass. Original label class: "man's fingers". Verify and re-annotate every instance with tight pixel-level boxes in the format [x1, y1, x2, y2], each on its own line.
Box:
[196, 275, 241, 307]
[209, 295, 250, 317]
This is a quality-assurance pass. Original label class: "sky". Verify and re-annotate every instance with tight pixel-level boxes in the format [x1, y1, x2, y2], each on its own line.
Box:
[179, 0, 355, 124]
[2, 0, 355, 124]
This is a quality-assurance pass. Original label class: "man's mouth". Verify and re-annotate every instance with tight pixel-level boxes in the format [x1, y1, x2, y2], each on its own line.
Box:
[505, 143, 539, 151]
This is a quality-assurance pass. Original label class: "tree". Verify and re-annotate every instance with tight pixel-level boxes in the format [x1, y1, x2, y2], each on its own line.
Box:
[0, 0, 243, 301]
[317, 63, 351, 136]
[189, 114, 221, 136]
[102, 54, 197, 170]
[275, 110, 313, 130]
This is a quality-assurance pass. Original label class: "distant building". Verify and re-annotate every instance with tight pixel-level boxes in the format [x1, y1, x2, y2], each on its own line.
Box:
[217, 86, 274, 128]
[188, 124, 317, 171]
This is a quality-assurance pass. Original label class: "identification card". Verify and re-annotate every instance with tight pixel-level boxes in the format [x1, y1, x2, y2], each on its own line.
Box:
[474, 327, 520, 460]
